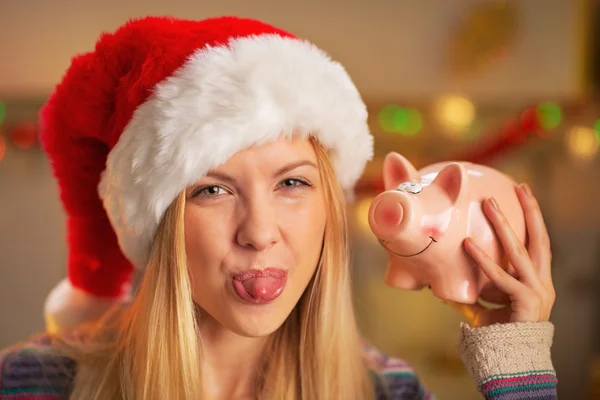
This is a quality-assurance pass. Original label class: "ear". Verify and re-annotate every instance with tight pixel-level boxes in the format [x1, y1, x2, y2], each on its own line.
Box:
[431, 163, 467, 205]
[382, 152, 419, 190]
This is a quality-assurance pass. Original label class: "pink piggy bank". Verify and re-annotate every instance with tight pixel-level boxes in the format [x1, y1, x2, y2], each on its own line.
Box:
[368, 152, 526, 305]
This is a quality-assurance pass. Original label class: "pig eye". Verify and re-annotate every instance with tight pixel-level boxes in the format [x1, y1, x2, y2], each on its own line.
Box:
[397, 182, 423, 194]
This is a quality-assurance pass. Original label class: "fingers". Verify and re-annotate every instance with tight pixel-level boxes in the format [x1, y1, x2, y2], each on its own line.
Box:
[483, 196, 540, 287]
[464, 237, 526, 296]
[516, 183, 553, 282]
[461, 188, 556, 324]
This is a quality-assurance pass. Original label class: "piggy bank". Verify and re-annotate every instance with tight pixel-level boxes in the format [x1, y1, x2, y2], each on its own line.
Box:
[368, 152, 526, 305]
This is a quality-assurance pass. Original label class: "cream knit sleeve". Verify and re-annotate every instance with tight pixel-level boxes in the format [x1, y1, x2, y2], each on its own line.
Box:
[457, 321, 557, 399]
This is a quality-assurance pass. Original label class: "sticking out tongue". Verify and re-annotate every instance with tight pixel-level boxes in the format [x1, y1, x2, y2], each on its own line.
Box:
[244, 277, 281, 299]
[233, 276, 286, 303]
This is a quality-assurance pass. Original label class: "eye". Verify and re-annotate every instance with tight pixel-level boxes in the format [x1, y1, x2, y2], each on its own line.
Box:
[278, 178, 310, 190]
[194, 185, 228, 197]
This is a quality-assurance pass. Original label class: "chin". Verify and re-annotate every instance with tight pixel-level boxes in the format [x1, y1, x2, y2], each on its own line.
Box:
[195, 282, 306, 337]
[225, 307, 293, 337]
[230, 323, 283, 338]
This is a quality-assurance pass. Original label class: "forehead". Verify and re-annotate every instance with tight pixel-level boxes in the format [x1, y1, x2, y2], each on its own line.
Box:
[217, 137, 317, 169]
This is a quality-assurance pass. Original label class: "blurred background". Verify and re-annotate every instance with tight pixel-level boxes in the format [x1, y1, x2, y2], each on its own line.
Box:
[0, 1, 598, 399]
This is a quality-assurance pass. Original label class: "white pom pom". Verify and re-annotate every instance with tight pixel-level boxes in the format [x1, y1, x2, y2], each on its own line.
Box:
[44, 278, 131, 333]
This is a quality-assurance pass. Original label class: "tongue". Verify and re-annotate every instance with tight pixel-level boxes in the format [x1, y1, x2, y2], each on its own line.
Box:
[242, 277, 282, 300]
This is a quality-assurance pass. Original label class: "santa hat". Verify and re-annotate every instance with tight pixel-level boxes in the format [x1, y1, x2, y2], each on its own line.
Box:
[40, 16, 373, 332]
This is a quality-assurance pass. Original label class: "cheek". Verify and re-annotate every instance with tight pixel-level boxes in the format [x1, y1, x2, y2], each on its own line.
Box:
[279, 197, 327, 262]
[184, 207, 231, 275]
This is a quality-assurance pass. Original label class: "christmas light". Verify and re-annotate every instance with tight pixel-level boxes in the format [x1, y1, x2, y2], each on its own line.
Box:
[0, 135, 5, 162]
[434, 95, 475, 139]
[378, 105, 422, 136]
[520, 107, 539, 133]
[0, 102, 5, 126]
[10, 122, 37, 149]
[536, 102, 562, 130]
[566, 126, 598, 161]
[403, 108, 423, 136]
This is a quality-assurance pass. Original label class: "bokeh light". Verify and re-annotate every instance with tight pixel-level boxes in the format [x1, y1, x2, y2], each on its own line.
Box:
[0, 102, 5, 126]
[378, 105, 423, 136]
[520, 107, 539, 133]
[355, 197, 375, 235]
[536, 101, 562, 130]
[594, 119, 600, 141]
[465, 118, 484, 141]
[0, 135, 6, 162]
[10, 122, 37, 149]
[434, 95, 475, 138]
[566, 126, 599, 161]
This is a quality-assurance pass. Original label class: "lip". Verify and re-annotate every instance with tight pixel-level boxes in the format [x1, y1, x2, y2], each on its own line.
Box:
[232, 267, 288, 281]
[231, 267, 288, 304]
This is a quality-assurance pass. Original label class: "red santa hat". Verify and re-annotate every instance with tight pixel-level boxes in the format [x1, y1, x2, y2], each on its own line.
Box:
[40, 16, 373, 332]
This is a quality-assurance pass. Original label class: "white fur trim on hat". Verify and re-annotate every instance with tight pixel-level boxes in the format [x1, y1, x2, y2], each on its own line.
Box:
[44, 278, 131, 333]
[99, 34, 373, 268]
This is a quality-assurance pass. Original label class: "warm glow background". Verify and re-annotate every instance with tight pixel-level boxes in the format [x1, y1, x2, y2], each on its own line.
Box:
[1, 1, 599, 399]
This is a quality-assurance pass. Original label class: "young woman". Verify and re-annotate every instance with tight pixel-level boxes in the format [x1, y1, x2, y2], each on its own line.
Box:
[0, 16, 556, 400]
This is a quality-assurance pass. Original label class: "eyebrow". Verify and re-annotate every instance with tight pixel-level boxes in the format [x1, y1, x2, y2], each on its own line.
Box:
[205, 160, 318, 183]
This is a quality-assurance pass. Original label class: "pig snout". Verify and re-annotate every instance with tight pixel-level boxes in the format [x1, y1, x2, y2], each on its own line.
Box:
[368, 193, 409, 242]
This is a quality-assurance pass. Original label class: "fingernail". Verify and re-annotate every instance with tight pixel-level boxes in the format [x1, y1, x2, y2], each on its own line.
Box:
[488, 197, 499, 210]
[520, 183, 532, 197]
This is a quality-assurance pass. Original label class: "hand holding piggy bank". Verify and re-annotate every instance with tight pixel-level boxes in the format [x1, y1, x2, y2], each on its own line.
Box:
[368, 152, 526, 305]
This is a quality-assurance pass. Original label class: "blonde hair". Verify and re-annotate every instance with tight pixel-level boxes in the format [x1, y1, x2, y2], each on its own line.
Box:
[57, 137, 375, 400]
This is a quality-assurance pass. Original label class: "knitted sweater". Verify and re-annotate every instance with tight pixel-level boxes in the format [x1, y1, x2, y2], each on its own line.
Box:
[0, 322, 556, 399]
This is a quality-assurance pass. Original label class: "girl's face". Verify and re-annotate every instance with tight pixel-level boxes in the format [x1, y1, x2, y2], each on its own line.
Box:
[184, 138, 327, 337]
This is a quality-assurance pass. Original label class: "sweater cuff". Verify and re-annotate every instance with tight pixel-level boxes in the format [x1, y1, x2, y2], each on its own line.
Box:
[458, 321, 556, 388]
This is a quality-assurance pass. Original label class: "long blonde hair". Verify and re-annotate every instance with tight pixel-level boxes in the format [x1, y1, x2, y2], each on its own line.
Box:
[59, 137, 375, 400]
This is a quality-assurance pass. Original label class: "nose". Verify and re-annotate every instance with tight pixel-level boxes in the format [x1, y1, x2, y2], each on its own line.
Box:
[368, 194, 406, 242]
[372, 197, 404, 227]
[236, 200, 281, 251]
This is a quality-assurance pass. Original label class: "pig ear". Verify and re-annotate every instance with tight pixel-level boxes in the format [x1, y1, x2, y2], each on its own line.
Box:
[382, 152, 419, 190]
[431, 163, 467, 204]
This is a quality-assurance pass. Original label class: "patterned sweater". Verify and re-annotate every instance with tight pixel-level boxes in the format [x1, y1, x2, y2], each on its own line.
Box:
[0, 322, 557, 399]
